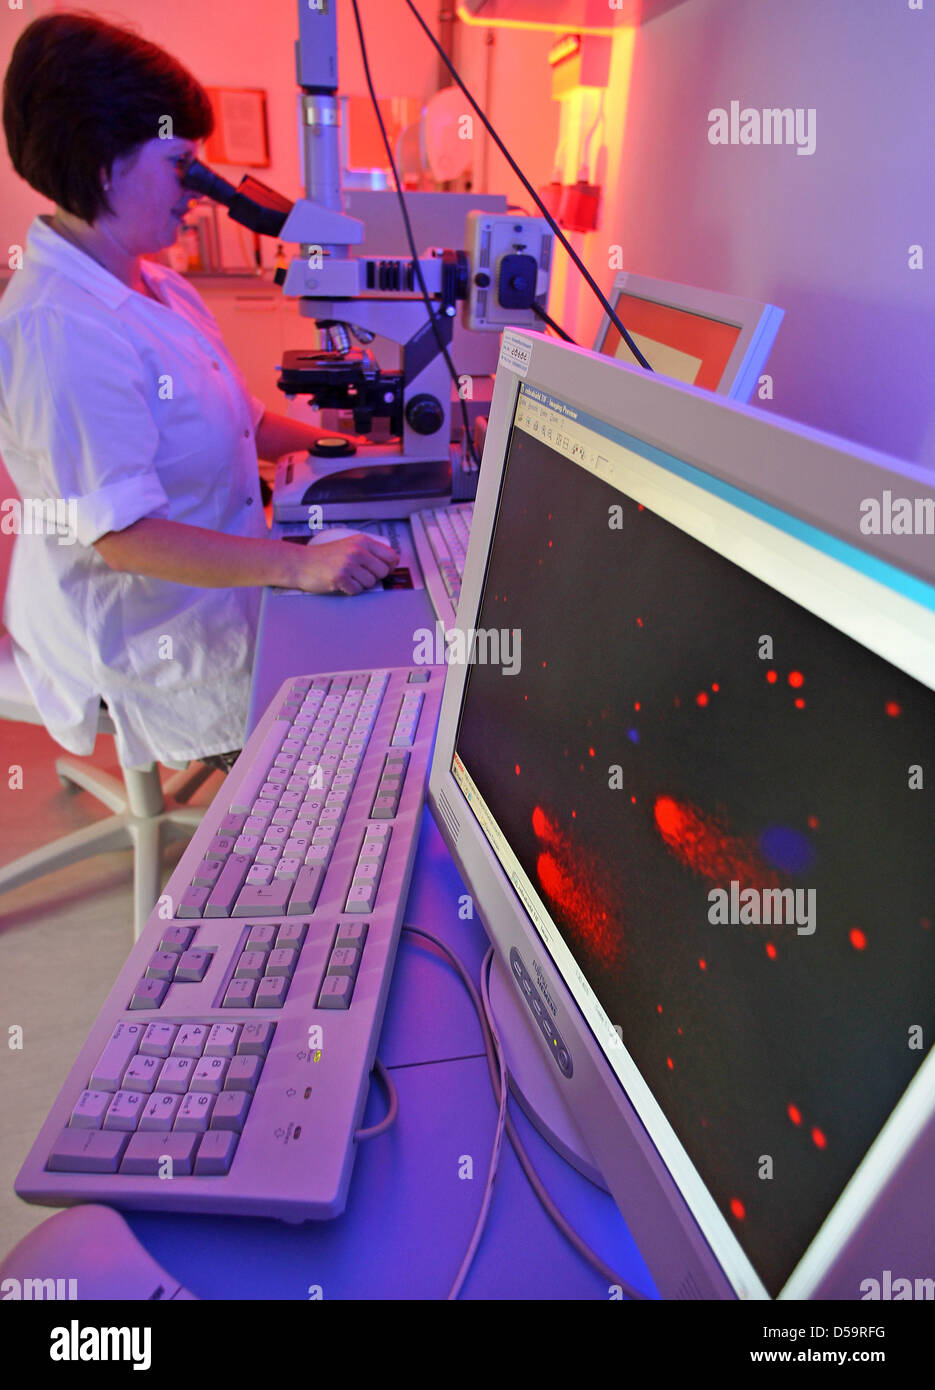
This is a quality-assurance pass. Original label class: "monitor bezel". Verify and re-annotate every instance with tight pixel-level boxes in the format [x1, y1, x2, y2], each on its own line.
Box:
[428, 328, 935, 1299]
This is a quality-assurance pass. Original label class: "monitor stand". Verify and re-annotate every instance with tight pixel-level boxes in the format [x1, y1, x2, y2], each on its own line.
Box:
[488, 952, 607, 1190]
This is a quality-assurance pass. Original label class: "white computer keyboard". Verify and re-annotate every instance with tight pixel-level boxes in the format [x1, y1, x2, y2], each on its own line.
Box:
[410, 502, 475, 628]
[16, 665, 443, 1221]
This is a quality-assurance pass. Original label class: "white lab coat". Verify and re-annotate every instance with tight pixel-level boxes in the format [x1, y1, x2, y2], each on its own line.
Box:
[0, 214, 271, 767]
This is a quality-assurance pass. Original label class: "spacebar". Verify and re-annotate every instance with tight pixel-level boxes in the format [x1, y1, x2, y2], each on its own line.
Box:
[228, 719, 291, 814]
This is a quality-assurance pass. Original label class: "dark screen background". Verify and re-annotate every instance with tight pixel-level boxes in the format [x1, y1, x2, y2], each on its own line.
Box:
[455, 419, 935, 1295]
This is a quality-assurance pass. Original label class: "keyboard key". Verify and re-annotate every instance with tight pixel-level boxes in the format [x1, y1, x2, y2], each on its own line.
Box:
[246, 864, 274, 886]
[263, 824, 290, 846]
[238, 1022, 275, 1057]
[123, 1054, 162, 1094]
[176, 885, 211, 918]
[327, 946, 361, 977]
[234, 882, 292, 917]
[48, 1128, 129, 1173]
[120, 1131, 198, 1177]
[204, 853, 251, 917]
[158, 928, 193, 955]
[211, 1091, 251, 1132]
[103, 1090, 146, 1132]
[70, 1090, 111, 1129]
[336, 921, 368, 949]
[345, 884, 376, 913]
[194, 1130, 238, 1175]
[254, 976, 290, 1008]
[139, 1092, 182, 1131]
[175, 1092, 216, 1131]
[204, 836, 235, 861]
[140, 1022, 178, 1057]
[173, 1024, 209, 1057]
[223, 979, 257, 1008]
[245, 925, 278, 952]
[205, 1024, 241, 1057]
[318, 975, 353, 1010]
[156, 1056, 195, 1093]
[218, 813, 246, 836]
[225, 1054, 262, 1092]
[175, 948, 212, 982]
[191, 1056, 229, 1093]
[192, 858, 223, 889]
[276, 922, 307, 951]
[289, 865, 324, 914]
[267, 948, 297, 977]
[145, 951, 178, 982]
[129, 978, 169, 1009]
[87, 1028, 151, 1089]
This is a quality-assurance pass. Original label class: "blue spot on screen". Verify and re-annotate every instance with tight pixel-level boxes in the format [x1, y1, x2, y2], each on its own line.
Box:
[627, 728, 640, 744]
[760, 826, 815, 874]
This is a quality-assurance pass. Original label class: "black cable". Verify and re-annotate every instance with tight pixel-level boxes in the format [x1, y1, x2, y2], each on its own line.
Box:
[531, 302, 576, 345]
[403, 0, 653, 372]
[349, 0, 480, 470]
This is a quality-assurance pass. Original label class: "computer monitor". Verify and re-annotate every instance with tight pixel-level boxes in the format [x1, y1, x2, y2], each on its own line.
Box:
[593, 271, 784, 402]
[427, 328, 935, 1299]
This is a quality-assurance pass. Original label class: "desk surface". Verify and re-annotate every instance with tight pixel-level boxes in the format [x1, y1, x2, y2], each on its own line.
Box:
[126, 585, 655, 1299]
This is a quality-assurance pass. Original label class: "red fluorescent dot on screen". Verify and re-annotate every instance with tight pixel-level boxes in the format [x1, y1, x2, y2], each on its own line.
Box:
[630, 795, 637, 804]
[849, 927, 867, 951]
[634, 701, 641, 711]
[542, 661, 547, 668]
[765, 942, 777, 960]
[524, 694, 528, 701]
[808, 815, 819, 830]
[766, 670, 778, 684]
[812, 1127, 827, 1150]
[547, 539, 553, 548]
[696, 691, 709, 707]
[514, 764, 520, 776]
[571, 810, 576, 818]
[885, 701, 902, 718]
[788, 1104, 802, 1126]
[637, 617, 644, 627]
[657, 1004, 663, 1014]
[788, 670, 804, 688]
[711, 682, 720, 693]
[698, 958, 707, 971]
[794, 698, 806, 709]
[922, 918, 931, 931]
[588, 747, 595, 758]
[667, 1057, 674, 1070]
[673, 696, 681, 707]
[638, 504, 644, 512]
[730, 1199, 746, 1221]
[677, 1026, 683, 1035]
[531, 807, 550, 840]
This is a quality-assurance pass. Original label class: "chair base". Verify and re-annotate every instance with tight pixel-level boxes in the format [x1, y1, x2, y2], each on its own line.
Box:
[0, 758, 208, 940]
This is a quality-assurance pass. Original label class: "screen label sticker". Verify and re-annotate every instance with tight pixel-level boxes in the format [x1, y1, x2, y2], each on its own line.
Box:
[499, 331, 532, 378]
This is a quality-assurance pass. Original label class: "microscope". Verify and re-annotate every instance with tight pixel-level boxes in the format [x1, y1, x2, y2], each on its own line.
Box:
[183, 0, 554, 525]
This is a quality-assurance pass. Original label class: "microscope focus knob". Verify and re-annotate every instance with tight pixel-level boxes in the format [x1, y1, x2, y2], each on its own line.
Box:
[405, 393, 445, 435]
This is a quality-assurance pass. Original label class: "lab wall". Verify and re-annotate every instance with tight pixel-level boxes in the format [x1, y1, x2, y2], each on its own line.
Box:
[554, 0, 935, 470]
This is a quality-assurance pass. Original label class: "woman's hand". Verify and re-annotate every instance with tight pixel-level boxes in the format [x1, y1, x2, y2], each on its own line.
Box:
[287, 534, 398, 596]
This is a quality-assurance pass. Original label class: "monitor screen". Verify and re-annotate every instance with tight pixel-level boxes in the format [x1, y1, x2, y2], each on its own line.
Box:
[599, 291, 743, 389]
[449, 382, 935, 1296]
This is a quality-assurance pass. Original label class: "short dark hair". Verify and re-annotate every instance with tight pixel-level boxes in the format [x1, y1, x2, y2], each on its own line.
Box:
[3, 11, 214, 223]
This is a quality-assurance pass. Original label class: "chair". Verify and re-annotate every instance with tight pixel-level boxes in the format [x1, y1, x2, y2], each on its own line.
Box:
[0, 633, 214, 939]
